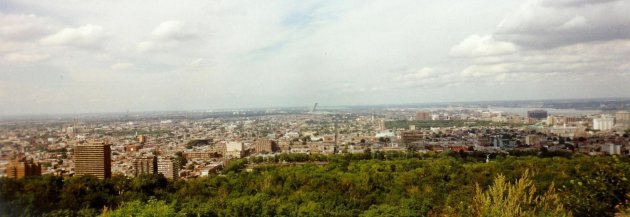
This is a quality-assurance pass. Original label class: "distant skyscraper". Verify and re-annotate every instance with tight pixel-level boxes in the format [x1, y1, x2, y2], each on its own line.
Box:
[311, 103, 318, 113]
[74, 142, 111, 179]
[225, 142, 244, 159]
[157, 158, 179, 180]
[527, 110, 548, 120]
[253, 139, 279, 154]
[137, 135, 146, 144]
[133, 156, 157, 176]
[593, 116, 614, 131]
[401, 130, 426, 145]
[546, 116, 556, 126]
[414, 111, 431, 121]
[5, 157, 41, 179]
[378, 119, 386, 131]
[616, 111, 630, 126]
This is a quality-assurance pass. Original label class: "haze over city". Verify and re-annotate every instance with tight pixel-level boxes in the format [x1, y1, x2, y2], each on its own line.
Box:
[2, 0, 630, 115]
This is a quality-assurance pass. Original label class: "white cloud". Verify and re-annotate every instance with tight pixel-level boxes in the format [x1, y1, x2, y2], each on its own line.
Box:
[110, 62, 133, 70]
[137, 20, 198, 52]
[449, 0, 630, 88]
[392, 67, 465, 89]
[1, 0, 629, 115]
[0, 13, 57, 55]
[150, 20, 196, 41]
[397, 68, 436, 80]
[559, 16, 587, 30]
[190, 58, 203, 66]
[40, 24, 105, 48]
[0, 40, 24, 53]
[4, 52, 49, 63]
[461, 64, 510, 78]
[450, 35, 518, 57]
[136, 41, 156, 52]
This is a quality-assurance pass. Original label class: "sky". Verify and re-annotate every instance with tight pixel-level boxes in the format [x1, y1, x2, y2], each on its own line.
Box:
[1, 0, 629, 115]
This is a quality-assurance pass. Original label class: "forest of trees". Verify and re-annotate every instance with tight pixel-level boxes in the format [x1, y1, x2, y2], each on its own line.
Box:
[1, 152, 630, 216]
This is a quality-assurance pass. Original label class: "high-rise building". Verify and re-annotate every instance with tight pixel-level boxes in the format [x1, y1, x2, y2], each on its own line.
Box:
[593, 116, 614, 131]
[184, 151, 221, 160]
[561, 116, 578, 124]
[253, 139, 279, 154]
[546, 116, 556, 126]
[74, 142, 111, 179]
[378, 119, 386, 131]
[524, 135, 541, 146]
[616, 111, 630, 127]
[5, 157, 41, 179]
[137, 135, 147, 144]
[401, 130, 427, 145]
[157, 158, 179, 180]
[604, 144, 622, 155]
[132, 156, 157, 176]
[225, 142, 244, 159]
[414, 111, 431, 121]
[527, 110, 548, 120]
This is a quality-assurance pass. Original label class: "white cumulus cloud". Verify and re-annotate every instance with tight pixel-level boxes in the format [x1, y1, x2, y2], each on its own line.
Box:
[450, 35, 518, 57]
[151, 20, 197, 41]
[137, 20, 198, 52]
[40, 24, 105, 48]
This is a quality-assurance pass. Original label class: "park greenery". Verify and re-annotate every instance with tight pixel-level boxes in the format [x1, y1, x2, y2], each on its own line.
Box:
[385, 120, 525, 130]
[185, 139, 213, 149]
[1, 152, 630, 217]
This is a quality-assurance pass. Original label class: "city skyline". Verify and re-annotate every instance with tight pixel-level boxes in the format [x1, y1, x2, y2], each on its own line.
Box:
[2, 0, 630, 115]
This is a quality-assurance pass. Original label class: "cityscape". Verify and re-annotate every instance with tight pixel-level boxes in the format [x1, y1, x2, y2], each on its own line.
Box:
[3, 100, 630, 180]
[2, 0, 630, 216]
[2, 99, 630, 216]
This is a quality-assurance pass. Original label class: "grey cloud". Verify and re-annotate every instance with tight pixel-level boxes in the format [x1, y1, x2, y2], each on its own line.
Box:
[0, 13, 57, 41]
[458, 39, 630, 79]
[2, 0, 629, 115]
[495, 0, 630, 48]
[540, 0, 620, 8]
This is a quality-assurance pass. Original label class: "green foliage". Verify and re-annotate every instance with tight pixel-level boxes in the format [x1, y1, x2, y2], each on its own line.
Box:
[101, 199, 175, 217]
[359, 204, 415, 217]
[559, 155, 630, 216]
[472, 170, 570, 217]
[1, 154, 629, 216]
[222, 159, 247, 173]
[185, 139, 211, 149]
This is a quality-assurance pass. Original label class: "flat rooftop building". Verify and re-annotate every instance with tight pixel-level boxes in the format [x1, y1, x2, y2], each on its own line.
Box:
[157, 158, 179, 180]
[74, 142, 111, 179]
[133, 156, 157, 176]
[5, 157, 41, 179]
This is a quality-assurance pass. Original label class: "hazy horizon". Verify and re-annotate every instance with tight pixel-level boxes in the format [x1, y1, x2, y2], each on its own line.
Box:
[2, 96, 628, 119]
[2, 0, 630, 115]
